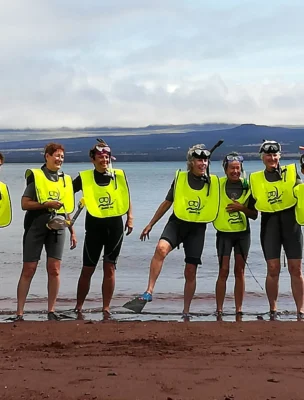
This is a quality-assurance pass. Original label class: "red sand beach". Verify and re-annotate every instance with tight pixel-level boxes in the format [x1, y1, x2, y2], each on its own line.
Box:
[0, 320, 303, 400]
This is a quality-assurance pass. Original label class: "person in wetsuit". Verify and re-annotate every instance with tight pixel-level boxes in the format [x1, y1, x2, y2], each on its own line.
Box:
[213, 153, 257, 318]
[250, 140, 304, 320]
[73, 140, 133, 318]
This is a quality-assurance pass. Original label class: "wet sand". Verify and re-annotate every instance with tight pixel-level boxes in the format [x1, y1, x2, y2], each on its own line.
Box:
[1, 321, 304, 400]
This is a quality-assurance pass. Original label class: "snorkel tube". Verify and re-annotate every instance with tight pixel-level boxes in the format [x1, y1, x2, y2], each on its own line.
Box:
[203, 139, 224, 196]
[209, 139, 224, 155]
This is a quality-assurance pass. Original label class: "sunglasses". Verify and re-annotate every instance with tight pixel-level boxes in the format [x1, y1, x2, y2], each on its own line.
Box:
[300, 154, 304, 165]
[260, 143, 280, 153]
[226, 155, 244, 162]
[192, 149, 211, 159]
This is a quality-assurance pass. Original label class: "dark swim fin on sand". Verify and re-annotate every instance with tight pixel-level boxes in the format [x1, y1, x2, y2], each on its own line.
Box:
[123, 297, 148, 313]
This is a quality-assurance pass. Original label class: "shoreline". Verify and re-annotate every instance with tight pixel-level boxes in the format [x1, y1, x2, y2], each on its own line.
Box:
[0, 321, 303, 400]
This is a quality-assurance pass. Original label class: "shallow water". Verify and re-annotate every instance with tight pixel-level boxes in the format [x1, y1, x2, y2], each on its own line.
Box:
[0, 160, 302, 321]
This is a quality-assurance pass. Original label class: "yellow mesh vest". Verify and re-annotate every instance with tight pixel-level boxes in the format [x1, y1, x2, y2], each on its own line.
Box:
[0, 182, 12, 227]
[294, 184, 304, 225]
[173, 171, 220, 223]
[250, 164, 297, 212]
[80, 169, 130, 218]
[213, 177, 251, 232]
[25, 169, 75, 214]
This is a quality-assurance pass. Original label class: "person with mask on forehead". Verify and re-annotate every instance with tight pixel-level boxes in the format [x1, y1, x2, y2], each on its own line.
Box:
[124, 144, 220, 319]
[13, 143, 76, 322]
[72, 139, 133, 319]
[250, 140, 304, 320]
[213, 152, 257, 320]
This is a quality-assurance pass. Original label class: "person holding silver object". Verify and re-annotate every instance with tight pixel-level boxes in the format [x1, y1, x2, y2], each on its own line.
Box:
[13, 143, 76, 322]
[72, 139, 133, 318]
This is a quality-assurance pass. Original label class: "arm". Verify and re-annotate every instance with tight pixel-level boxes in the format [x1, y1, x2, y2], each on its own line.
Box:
[225, 195, 258, 220]
[21, 178, 63, 211]
[21, 196, 63, 211]
[66, 214, 77, 249]
[140, 200, 173, 241]
[125, 201, 134, 236]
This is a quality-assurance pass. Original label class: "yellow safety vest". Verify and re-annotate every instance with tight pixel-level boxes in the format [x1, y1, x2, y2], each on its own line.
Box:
[294, 184, 304, 225]
[25, 169, 75, 214]
[0, 181, 12, 227]
[80, 169, 130, 218]
[173, 171, 220, 223]
[250, 164, 297, 212]
[213, 177, 251, 232]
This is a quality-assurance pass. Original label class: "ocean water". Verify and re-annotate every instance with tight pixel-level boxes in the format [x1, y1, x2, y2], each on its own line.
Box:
[0, 160, 302, 322]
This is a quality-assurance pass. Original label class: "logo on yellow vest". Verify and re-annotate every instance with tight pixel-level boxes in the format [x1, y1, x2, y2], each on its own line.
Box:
[267, 186, 283, 205]
[98, 192, 115, 210]
[48, 190, 60, 201]
[186, 197, 204, 214]
[228, 212, 243, 225]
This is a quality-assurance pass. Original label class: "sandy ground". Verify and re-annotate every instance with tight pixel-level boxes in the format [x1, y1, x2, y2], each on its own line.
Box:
[0, 320, 303, 400]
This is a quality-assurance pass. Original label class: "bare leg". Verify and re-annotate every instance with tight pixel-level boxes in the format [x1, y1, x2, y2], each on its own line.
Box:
[215, 256, 230, 313]
[146, 239, 172, 294]
[234, 254, 246, 313]
[265, 259, 280, 311]
[75, 266, 96, 311]
[288, 259, 304, 314]
[102, 262, 116, 313]
[16, 262, 38, 316]
[183, 263, 198, 314]
[46, 257, 61, 313]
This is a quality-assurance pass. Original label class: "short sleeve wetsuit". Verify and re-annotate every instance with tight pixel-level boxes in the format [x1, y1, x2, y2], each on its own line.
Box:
[22, 165, 66, 262]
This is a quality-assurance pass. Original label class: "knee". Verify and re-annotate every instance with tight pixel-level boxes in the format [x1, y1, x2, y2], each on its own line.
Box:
[184, 264, 197, 282]
[80, 267, 95, 279]
[288, 263, 303, 278]
[218, 268, 229, 281]
[21, 265, 37, 280]
[234, 266, 244, 279]
[103, 263, 115, 279]
[155, 242, 170, 260]
[267, 262, 280, 278]
[47, 265, 60, 278]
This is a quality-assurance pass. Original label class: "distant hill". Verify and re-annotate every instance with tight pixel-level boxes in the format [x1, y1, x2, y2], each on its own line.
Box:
[0, 123, 303, 162]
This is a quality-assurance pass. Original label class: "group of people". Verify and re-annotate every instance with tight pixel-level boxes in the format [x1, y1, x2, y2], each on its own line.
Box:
[0, 139, 304, 321]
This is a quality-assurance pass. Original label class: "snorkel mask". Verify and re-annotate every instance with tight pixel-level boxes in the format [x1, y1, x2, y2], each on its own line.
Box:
[259, 140, 281, 154]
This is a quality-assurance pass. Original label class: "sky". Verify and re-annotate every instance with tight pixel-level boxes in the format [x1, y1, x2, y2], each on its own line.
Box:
[0, 0, 303, 128]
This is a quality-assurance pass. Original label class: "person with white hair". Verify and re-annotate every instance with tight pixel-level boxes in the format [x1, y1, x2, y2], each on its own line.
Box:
[124, 143, 220, 318]
[250, 140, 304, 320]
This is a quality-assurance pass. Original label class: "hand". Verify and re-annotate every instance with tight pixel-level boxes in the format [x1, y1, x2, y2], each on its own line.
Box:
[140, 224, 152, 241]
[226, 200, 244, 213]
[70, 233, 77, 250]
[45, 200, 63, 210]
[125, 217, 133, 236]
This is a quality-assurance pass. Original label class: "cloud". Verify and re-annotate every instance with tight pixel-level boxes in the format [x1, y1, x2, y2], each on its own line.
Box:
[0, 0, 303, 128]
